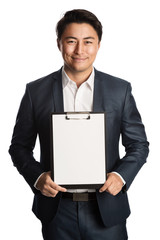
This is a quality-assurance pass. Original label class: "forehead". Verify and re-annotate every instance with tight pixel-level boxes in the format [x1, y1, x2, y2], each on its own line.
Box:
[61, 23, 99, 39]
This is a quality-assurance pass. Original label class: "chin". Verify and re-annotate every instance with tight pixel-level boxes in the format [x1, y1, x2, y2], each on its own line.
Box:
[71, 64, 91, 73]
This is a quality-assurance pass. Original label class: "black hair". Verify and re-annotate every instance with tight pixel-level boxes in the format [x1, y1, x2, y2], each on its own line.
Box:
[56, 9, 103, 42]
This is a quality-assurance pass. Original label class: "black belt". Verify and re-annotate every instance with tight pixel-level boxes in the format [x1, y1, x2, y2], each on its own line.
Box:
[61, 192, 97, 202]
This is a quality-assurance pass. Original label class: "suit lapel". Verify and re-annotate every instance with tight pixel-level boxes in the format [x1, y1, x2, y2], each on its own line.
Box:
[93, 69, 118, 114]
[93, 69, 105, 112]
[52, 68, 64, 113]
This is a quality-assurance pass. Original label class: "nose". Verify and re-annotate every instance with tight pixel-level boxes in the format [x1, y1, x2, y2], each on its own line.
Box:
[74, 41, 84, 54]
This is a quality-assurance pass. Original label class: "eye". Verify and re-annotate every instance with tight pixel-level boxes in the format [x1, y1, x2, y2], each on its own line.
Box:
[67, 40, 77, 45]
[85, 41, 93, 45]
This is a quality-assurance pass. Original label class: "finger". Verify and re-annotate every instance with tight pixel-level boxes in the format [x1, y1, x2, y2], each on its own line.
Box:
[50, 182, 67, 193]
[44, 173, 67, 192]
[39, 179, 58, 197]
[47, 186, 59, 197]
[99, 181, 111, 193]
[107, 184, 122, 196]
[43, 183, 66, 197]
[41, 184, 58, 198]
[106, 184, 115, 195]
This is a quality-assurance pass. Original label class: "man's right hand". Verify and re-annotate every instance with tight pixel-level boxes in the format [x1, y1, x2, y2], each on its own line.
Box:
[36, 171, 67, 198]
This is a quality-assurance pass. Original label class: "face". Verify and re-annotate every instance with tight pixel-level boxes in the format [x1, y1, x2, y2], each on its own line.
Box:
[57, 23, 100, 76]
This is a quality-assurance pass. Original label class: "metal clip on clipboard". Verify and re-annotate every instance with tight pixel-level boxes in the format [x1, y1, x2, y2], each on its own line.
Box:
[65, 112, 90, 120]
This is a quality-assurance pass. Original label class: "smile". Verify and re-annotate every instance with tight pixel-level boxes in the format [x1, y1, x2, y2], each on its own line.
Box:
[72, 57, 87, 62]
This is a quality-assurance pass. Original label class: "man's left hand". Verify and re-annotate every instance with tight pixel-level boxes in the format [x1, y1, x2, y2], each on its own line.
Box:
[99, 172, 123, 196]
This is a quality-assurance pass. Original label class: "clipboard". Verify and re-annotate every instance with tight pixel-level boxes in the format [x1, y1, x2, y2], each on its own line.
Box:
[51, 112, 107, 189]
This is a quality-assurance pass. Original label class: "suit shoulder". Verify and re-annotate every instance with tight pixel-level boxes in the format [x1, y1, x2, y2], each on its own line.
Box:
[27, 69, 61, 89]
[95, 70, 130, 87]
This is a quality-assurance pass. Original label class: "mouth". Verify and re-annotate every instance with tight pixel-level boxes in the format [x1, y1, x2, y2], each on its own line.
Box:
[72, 57, 88, 62]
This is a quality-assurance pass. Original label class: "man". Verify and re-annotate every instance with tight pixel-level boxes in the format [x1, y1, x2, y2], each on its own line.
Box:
[9, 9, 149, 240]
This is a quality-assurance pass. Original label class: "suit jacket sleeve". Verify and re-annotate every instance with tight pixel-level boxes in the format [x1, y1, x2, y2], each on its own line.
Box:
[9, 85, 44, 192]
[114, 83, 149, 191]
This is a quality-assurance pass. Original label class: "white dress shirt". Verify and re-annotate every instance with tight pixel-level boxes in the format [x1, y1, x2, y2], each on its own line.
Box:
[34, 67, 125, 191]
[62, 68, 94, 112]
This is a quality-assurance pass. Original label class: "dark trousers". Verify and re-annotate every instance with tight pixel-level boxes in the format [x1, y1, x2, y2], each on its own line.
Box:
[42, 198, 128, 240]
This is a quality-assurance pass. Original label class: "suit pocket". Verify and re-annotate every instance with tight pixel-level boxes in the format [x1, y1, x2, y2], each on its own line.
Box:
[32, 192, 61, 224]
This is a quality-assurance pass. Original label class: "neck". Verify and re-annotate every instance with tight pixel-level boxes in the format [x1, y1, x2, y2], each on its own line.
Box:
[64, 66, 93, 88]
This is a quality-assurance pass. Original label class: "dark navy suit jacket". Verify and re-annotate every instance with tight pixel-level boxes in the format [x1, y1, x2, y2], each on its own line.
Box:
[9, 68, 149, 227]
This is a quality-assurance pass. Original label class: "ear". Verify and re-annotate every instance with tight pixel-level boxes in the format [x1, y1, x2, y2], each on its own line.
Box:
[98, 41, 101, 50]
[57, 39, 61, 51]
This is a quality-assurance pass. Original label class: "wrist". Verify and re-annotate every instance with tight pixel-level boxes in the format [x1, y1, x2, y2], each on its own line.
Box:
[34, 172, 46, 190]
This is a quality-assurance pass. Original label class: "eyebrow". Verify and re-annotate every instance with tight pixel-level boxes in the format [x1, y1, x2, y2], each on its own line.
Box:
[65, 36, 95, 40]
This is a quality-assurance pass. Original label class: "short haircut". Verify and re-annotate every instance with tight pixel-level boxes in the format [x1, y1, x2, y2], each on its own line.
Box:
[56, 9, 103, 42]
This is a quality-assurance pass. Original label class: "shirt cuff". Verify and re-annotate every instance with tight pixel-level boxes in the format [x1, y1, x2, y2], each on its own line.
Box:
[112, 172, 126, 185]
[34, 172, 46, 189]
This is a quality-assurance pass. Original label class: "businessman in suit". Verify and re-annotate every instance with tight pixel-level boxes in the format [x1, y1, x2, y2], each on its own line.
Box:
[9, 9, 149, 240]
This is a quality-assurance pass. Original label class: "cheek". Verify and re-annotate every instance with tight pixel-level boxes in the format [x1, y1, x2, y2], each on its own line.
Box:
[87, 48, 99, 58]
[62, 46, 74, 56]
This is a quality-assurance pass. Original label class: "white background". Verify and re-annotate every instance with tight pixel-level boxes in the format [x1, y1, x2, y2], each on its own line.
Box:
[0, 0, 159, 239]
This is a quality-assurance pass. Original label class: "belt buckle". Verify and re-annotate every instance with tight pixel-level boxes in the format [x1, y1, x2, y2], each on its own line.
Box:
[73, 193, 89, 202]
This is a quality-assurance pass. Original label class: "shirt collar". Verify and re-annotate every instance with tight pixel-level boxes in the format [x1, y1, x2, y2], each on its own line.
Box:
[62, 66, 95, 91]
